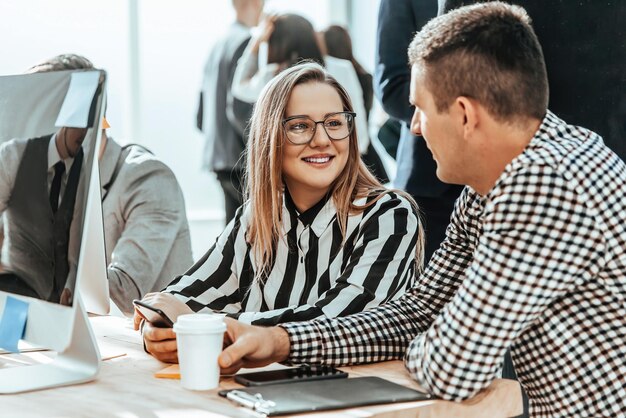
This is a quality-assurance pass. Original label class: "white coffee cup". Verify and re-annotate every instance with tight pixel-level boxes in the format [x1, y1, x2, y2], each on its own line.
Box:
[173, 313, 226, 390]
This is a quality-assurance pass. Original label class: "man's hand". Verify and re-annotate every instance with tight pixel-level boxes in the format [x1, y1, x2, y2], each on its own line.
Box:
[219, 318, 291, 375]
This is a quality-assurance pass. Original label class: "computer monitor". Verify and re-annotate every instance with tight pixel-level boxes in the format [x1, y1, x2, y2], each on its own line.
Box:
[0, 69, 108, 392]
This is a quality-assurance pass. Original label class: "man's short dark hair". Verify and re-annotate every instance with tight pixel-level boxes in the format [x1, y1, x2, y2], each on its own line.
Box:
[409, 1, 548, 122]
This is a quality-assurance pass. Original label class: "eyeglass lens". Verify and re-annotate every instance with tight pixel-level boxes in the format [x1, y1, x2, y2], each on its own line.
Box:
[284, 112, 354, 144]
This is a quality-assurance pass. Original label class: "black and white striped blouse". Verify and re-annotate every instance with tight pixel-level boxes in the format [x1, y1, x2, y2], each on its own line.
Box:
[164, 190, 420, 325]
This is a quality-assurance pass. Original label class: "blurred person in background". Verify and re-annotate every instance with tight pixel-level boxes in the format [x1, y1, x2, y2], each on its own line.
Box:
[197, 0, 264, 225]
[231, 14, 371, 158]
[376, 0, 464, 264]
[323, 25, 389, 184]
[323, 25, 373, 120]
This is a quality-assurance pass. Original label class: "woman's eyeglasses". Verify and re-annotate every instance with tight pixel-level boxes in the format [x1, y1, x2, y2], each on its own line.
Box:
[282, 111, 356, 145]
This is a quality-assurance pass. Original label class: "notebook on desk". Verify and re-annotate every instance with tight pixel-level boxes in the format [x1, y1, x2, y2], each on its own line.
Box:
[219, 376, 431, 416]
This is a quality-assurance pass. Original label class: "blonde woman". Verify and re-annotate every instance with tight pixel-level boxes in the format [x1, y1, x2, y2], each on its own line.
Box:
[136, 63, 423, 363]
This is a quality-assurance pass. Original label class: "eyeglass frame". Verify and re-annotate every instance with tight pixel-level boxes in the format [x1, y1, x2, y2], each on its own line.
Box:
[281, 111, 357, 145]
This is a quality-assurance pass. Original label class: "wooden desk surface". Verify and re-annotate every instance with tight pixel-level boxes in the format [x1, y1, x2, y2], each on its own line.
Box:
[0, 316, 522, 418]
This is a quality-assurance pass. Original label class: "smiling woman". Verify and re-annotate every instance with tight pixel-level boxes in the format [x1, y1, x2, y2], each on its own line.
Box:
[137, 63, 424, 363]
[280, 83, 352, 213]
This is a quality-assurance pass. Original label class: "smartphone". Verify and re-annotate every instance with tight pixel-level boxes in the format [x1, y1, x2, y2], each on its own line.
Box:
[234, 365, 348, 387]
[132, 299, 174, 328]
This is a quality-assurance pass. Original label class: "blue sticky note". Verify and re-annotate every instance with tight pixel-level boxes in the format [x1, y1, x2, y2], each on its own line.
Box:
[0, 296, 29, 353]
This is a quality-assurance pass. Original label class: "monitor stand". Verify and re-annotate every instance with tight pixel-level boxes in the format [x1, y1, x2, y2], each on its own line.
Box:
[0, 297, 100, 394]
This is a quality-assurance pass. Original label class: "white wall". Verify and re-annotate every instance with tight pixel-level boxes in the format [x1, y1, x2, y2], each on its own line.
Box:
[349, 0, 381, 74]
[0, 0, 131, 144]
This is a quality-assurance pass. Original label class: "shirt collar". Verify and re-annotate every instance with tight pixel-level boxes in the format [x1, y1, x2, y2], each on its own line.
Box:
[513, 110, 565, 163]
[47, 132, 74, 172]
[486, 110, 564, 198]
[282, 188, 336, 237]
[527, 110, 564, 147]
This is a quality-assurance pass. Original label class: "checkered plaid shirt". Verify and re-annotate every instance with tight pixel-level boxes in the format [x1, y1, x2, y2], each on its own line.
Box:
[281, 112, 626, 417]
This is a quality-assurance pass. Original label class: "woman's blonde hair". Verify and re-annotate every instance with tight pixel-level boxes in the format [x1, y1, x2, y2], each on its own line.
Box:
[244, 62, 424, 281]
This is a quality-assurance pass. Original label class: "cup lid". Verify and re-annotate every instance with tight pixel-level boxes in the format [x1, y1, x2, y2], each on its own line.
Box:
[173, 313, 226, 334]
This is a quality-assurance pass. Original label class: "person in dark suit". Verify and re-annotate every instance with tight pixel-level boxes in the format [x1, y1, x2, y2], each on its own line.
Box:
[375, 0, 464, 263]
[375, 0, 524, 391]
[440, 0, 626, 161]
[197, 0, 264, 225]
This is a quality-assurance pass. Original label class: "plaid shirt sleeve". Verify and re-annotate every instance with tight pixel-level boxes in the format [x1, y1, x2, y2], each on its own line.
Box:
[404, 164, 605, 401]
[280, 188, 478, 366]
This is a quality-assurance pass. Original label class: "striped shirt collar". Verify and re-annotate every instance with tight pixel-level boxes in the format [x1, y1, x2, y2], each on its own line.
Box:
[282, 188, 336, 237]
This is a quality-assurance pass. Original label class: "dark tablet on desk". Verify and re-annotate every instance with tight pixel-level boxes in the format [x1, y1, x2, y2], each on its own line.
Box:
[220, 376, 431, 416]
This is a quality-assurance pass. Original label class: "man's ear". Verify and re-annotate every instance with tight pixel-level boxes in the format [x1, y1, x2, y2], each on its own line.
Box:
[455, 96, 479, 140]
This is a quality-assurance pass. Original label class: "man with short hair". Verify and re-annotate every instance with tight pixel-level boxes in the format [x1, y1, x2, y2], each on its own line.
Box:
[204, 3, 626, 416]
[197, 0, 263, 225]
[439, 0, 626, 161]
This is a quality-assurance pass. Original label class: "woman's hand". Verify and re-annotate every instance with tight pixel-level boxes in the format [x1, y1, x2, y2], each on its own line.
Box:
[251, 14, 278, 54]
[132, 292, 193, 330]
[132, 292, 194, 363]
[142, 322, 179, 363]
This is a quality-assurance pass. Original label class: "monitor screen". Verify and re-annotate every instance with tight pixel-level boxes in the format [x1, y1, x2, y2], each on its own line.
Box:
[0, 69, 108, 351]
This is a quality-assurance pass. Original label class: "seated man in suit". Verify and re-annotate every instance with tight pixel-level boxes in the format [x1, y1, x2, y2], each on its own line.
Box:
[0, 120, 88, 304]
[0, 54, 193, 313]
[97, 126, 193, 314]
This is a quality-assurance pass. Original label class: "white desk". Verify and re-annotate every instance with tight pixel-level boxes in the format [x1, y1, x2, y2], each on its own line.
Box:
[0, 316, 522, 418]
